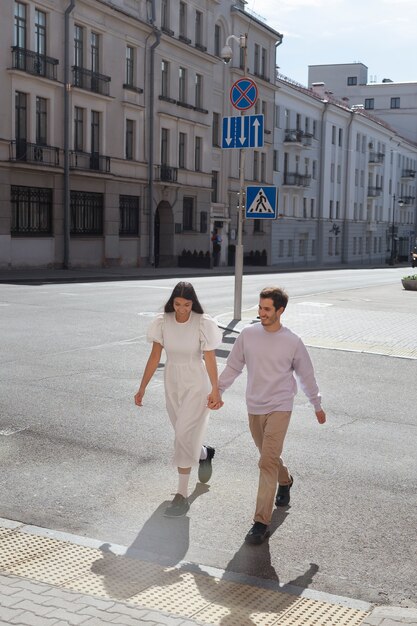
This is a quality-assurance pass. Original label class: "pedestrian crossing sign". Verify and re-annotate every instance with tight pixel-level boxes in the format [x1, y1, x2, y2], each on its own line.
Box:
[245, 186, 277, 219]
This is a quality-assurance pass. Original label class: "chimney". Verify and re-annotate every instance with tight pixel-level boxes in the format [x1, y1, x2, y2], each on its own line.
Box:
[311, 82, 326, 98]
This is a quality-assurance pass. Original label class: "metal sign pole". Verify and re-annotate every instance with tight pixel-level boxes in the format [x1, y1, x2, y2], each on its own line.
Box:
[234, 145, 245, 320]
[233, 35, 248, 321]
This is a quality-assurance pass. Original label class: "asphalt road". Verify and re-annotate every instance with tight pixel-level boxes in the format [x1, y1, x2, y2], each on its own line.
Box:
[1, 267, 416, 608]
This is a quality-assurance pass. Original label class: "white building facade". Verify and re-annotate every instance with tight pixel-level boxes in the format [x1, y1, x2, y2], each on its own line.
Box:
[272, 75, 417, 267]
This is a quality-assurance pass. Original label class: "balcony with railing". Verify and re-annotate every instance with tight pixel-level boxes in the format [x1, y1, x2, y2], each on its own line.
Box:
[72, 66, 111, 96]
[9, 140, 60, 166]
[156, 165, 178, 182]
[368, 151, 385, 165]
[401, 195, 416, 205]
[11, 47, 59, 81]
[367, 186, 383, 197]
[283, 172, 311, 187]
[302, 132, 313, 147]
[401, 169, 416, 179]
[284, 129, 304, 144]
[70, 151, 111, 173]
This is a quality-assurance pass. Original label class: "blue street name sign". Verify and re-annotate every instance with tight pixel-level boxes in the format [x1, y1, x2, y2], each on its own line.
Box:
[245, 186, 277, 219]
[221, 114, 264, 149]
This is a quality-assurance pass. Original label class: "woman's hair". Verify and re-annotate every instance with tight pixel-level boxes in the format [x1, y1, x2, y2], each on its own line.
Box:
[259, 286, 289, 311]
[164, 281, 204, 314]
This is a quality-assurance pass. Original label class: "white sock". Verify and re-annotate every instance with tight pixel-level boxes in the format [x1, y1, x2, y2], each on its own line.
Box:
[199, 446, 207, 461]
[177, 473, 190, 498]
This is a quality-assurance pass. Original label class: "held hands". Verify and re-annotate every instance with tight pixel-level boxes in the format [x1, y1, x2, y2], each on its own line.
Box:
[207, 389, 223, 410]
[316, 409, 326, 424]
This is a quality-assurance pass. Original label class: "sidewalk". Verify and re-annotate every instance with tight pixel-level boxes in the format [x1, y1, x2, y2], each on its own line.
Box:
[1, 519, 416, 626]
[0, 261, 410, 285]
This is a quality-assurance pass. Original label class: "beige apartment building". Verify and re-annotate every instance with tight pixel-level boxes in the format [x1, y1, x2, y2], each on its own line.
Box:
[0, 0, 281, 269]
[2, 2, 416, 271]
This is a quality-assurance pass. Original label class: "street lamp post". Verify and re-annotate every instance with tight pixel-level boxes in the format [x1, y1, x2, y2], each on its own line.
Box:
[389, 194, 404, 265]
[222, 34, 248, 320]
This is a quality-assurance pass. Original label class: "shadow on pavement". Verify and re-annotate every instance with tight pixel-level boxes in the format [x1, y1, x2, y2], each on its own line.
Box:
[186, 507, 319, 625]
[90, 482, 209, 601]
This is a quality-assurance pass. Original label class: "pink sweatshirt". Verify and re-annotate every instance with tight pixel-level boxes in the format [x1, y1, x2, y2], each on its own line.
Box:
[218, 323, 322, 414]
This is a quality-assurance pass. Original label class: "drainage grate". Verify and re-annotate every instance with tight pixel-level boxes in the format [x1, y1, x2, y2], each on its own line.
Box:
[0, 527, 370, 626]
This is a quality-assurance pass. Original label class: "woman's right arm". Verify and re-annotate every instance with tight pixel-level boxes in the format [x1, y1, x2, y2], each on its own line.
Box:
[134, 341, 163, 406]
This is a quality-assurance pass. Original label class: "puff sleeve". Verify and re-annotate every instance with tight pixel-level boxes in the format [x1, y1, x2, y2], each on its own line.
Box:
[146, 312, 164, 345]
[199, 314, 222, 351]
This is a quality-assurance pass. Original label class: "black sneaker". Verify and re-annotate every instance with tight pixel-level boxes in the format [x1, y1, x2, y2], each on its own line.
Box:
[198, 446, 215, 483]
[275, 475, 294, 507]
[164, 494, 190, 517]
[245, 522, 270, 545]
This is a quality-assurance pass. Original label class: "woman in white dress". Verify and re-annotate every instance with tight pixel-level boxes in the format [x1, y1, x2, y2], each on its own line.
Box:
[134, 282, 223, 517]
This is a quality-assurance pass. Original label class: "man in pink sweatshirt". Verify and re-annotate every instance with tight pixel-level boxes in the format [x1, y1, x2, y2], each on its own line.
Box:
[218, 286, 326, 545]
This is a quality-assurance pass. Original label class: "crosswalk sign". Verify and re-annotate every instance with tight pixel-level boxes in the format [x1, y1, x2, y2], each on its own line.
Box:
[245, 186, 277, 219]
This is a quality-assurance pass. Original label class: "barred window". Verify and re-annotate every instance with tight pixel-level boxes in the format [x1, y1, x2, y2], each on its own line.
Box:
[11, 185, 52, 235]
[119, 195, 140, 236]
[70, 191, 103, 235]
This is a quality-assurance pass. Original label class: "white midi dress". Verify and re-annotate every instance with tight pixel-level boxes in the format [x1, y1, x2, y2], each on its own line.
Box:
[147, 311, 222, 468]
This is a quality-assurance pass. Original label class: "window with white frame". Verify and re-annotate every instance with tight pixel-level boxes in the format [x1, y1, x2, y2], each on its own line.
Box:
[161, 0, 170, 31]
[36, 97, 47, 146]
[90, 32, 99, 73]
[195, 136, 202, 171]
[214, 24, 221, 56]
[179, 2, 187, 38]
[14, 2, 26, 48]
[125, 46, 134, 87]
[161, 60, 169, 97]
[195, 73, 202, 108]
[178, 67, 186, 102]
[35, 9, 46, 55]
[74, 24, 84, 69]
[179, 132, 186, 168]
[195, 10, 203, 46]
[183, 196, 194, 230]
[161, 127, 169, 165]
[212, 112, 220, 146]
[74, 106, 84, 151]
[125, 119, 134, 160]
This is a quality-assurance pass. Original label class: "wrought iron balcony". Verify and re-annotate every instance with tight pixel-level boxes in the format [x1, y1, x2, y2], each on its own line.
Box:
[11, 47, 58, 80]
[157, 165, 178, 182]
[9, 140, 60, 166]
[401, 195, 416, 205]
[70, 151, 111, 173]
[302, 133, 313, 147]
[367, 186, 383, 197]
[72, 66, 111, 96]
[401, 169, 416, 179]
[284, 129, 304, 143]
[368, 151, 385, 164]
[283, 172, 311, 187]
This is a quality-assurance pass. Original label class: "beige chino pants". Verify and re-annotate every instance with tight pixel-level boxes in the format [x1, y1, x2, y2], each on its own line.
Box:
[248, 411, 292, 526]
